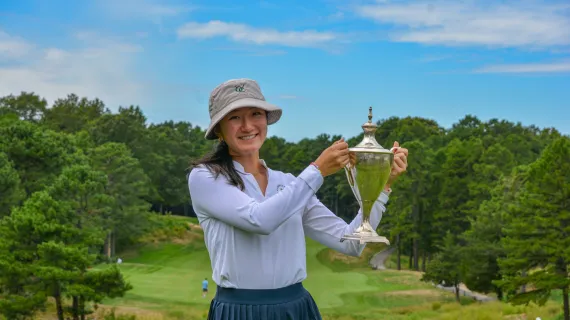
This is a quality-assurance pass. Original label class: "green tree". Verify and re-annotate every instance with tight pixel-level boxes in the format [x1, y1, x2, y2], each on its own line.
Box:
[89, 142, 152, 257]
[421, 232, 466, 302]
[497, 137, 570, 320]
[461, 165, 528, 300]
[435, 137, 484, 242]
[0, 152, 25, 217]
[0, 92, 47, 122]
[0, 165, 132, 320]
[0, 119, 85, 197]
[41, 94, 108, 134]
[384, 140, 434, 271]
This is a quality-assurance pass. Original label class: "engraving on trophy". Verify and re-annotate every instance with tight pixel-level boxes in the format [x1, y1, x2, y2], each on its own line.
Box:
[341, 107, 394, 245]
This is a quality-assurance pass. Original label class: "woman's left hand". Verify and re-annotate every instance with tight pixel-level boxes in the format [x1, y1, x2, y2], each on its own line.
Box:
[385, 141, 408, 191]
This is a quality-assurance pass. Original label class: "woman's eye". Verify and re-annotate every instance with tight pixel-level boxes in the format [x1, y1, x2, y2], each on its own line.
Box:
[229, 115, 239, 120]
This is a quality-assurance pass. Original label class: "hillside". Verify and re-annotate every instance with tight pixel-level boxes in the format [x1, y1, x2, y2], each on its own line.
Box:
[63, 215, 562, 320]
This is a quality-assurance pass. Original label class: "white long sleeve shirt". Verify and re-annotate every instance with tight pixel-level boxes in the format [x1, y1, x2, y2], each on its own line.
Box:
[188, 160, 390, 290]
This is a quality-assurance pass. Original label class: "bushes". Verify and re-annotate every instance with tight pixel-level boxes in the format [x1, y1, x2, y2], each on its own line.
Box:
[138, 214, 203, 246]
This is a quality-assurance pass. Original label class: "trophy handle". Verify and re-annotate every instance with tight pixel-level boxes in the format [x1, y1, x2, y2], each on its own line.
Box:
[344, 158, 360, 205]
[344, 151, 356, 187]
[344, 165, 354, 187]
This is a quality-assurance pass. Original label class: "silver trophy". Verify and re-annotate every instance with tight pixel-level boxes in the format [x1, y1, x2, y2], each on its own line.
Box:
[341, 107, 393, 245]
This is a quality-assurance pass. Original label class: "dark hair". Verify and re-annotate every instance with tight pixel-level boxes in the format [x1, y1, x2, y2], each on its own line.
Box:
[191, 139, 245, 191]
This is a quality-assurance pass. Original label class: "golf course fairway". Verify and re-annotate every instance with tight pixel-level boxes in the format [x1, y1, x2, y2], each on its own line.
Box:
[88, 217, 561, 320]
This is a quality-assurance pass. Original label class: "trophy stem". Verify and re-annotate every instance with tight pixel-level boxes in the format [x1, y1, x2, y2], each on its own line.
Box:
[340, 213, 391, 245]
[355, 217, 375, 233]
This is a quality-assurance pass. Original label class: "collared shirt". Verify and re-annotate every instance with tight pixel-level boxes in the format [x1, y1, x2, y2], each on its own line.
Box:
[188, 160, 390, 290]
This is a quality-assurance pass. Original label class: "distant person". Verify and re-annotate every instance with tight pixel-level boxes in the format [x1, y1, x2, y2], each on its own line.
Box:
[188, 78, 409, 320]
[202, 278, 208, 298]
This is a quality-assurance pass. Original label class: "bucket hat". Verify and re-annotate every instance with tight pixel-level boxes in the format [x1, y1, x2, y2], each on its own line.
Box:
[205, 78, 282, 140]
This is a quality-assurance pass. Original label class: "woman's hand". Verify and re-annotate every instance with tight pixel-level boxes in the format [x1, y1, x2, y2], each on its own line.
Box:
[385, 141, 408, 191]
[313, 138, 350, 177]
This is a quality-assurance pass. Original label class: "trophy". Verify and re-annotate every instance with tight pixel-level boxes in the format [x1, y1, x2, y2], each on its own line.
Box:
[341, 106, 393, 245]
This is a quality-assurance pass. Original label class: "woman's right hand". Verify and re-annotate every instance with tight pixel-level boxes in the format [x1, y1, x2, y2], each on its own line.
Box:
[313, 138, 350, 177]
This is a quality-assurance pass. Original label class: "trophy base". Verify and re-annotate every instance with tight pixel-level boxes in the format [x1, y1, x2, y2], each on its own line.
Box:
[340, 232, 391, 245]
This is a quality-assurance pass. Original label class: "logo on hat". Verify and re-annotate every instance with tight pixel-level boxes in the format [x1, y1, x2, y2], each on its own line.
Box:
[235, 84, 245, 92]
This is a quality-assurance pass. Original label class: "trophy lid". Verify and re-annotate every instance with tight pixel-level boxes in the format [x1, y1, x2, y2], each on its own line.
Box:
[349, 106, 392, 153]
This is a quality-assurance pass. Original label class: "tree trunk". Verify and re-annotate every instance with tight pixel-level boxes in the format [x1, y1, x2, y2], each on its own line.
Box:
[80, 296, 86, 320]
[495, 286, 503, 301]
[455, 284, 460, 303]
[563, 286, 569, 320]
[396, 233, 401, 271]
[413, 238, 419, 271]
[105, 232, 112, 259]
[412, 203, 419, 271]
[408, 238, 413, 269]
[54, 285, 64, 320]
[111, 230, 116, 257]
[421, 250, 427, 272]
[72, 296, 79, 320]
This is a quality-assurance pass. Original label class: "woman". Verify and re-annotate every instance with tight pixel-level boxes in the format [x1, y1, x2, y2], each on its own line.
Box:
[188, 78, 408, 320]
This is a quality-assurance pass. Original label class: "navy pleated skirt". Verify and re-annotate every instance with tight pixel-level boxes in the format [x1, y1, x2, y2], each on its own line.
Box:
[207, 282, 322, 320]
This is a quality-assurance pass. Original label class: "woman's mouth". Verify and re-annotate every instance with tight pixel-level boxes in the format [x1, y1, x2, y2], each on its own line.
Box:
[239, 134, 258, 141]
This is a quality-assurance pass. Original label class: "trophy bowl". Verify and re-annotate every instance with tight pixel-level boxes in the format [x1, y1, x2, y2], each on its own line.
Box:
[341, 107, 393, 245]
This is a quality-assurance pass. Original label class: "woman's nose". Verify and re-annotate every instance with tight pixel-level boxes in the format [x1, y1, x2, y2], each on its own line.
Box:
[241, 118, 254, 131]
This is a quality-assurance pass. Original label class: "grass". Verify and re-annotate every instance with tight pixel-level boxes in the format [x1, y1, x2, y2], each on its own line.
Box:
[35, 215, 564, 320]
[385, 252, 412, 271]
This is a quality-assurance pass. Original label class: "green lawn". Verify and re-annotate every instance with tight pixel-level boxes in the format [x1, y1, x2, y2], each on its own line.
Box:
[88, 217, 562, 320]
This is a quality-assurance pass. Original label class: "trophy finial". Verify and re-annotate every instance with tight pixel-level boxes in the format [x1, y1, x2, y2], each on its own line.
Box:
[354, 106, 385, 150]
[362, 106, 377, 134]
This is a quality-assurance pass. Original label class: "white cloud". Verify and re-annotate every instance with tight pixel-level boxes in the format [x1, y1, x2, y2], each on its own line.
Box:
[176, 20, 337, 48]
[474, 60, 570, 73]
[0, 31, 33, 59]
[99, 0, 192, 22]
[0, 30, 148, 109]
[211, 46, 287, 56]
[354, 1, 570, 49]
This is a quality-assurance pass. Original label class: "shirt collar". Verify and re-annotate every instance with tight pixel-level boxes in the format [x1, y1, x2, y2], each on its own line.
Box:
[232, 159, 269, 174]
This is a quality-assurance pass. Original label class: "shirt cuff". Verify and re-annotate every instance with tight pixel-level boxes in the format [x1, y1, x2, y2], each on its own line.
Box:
[298, 164, 324, 193]
[377, 190, 391, 205]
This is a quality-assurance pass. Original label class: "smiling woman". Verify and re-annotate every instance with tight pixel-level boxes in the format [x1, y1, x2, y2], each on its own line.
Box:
[192, 79, 284, 193]
[188, 78, 408, 320]
[220, 107, 269, 159]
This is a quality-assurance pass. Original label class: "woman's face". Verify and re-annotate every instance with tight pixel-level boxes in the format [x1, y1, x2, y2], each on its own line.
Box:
[217, 107, 268, 157]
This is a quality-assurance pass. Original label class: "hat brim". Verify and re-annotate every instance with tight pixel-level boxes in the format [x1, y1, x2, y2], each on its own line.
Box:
[205, 97, 282, 140]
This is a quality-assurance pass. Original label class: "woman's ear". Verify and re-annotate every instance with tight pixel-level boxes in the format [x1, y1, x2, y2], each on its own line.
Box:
[214, 126, 223, 142]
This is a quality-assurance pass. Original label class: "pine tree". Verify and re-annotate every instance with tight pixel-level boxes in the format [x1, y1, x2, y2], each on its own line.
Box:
[497, 137, 570, 320]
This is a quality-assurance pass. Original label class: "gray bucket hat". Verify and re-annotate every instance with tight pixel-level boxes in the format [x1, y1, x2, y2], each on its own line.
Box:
[205, 78, 282, 140]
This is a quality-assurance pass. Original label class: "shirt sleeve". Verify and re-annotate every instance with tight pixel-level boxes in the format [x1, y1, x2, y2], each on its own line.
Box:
[188, 164, 324, 235]
[302, 191, 390, 257]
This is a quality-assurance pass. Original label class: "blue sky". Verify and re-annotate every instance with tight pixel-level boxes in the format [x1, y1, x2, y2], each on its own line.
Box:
[1, 0, 569, 142]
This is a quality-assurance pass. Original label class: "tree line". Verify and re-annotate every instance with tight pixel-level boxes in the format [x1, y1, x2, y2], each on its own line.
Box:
[0, 91, 569, 320]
